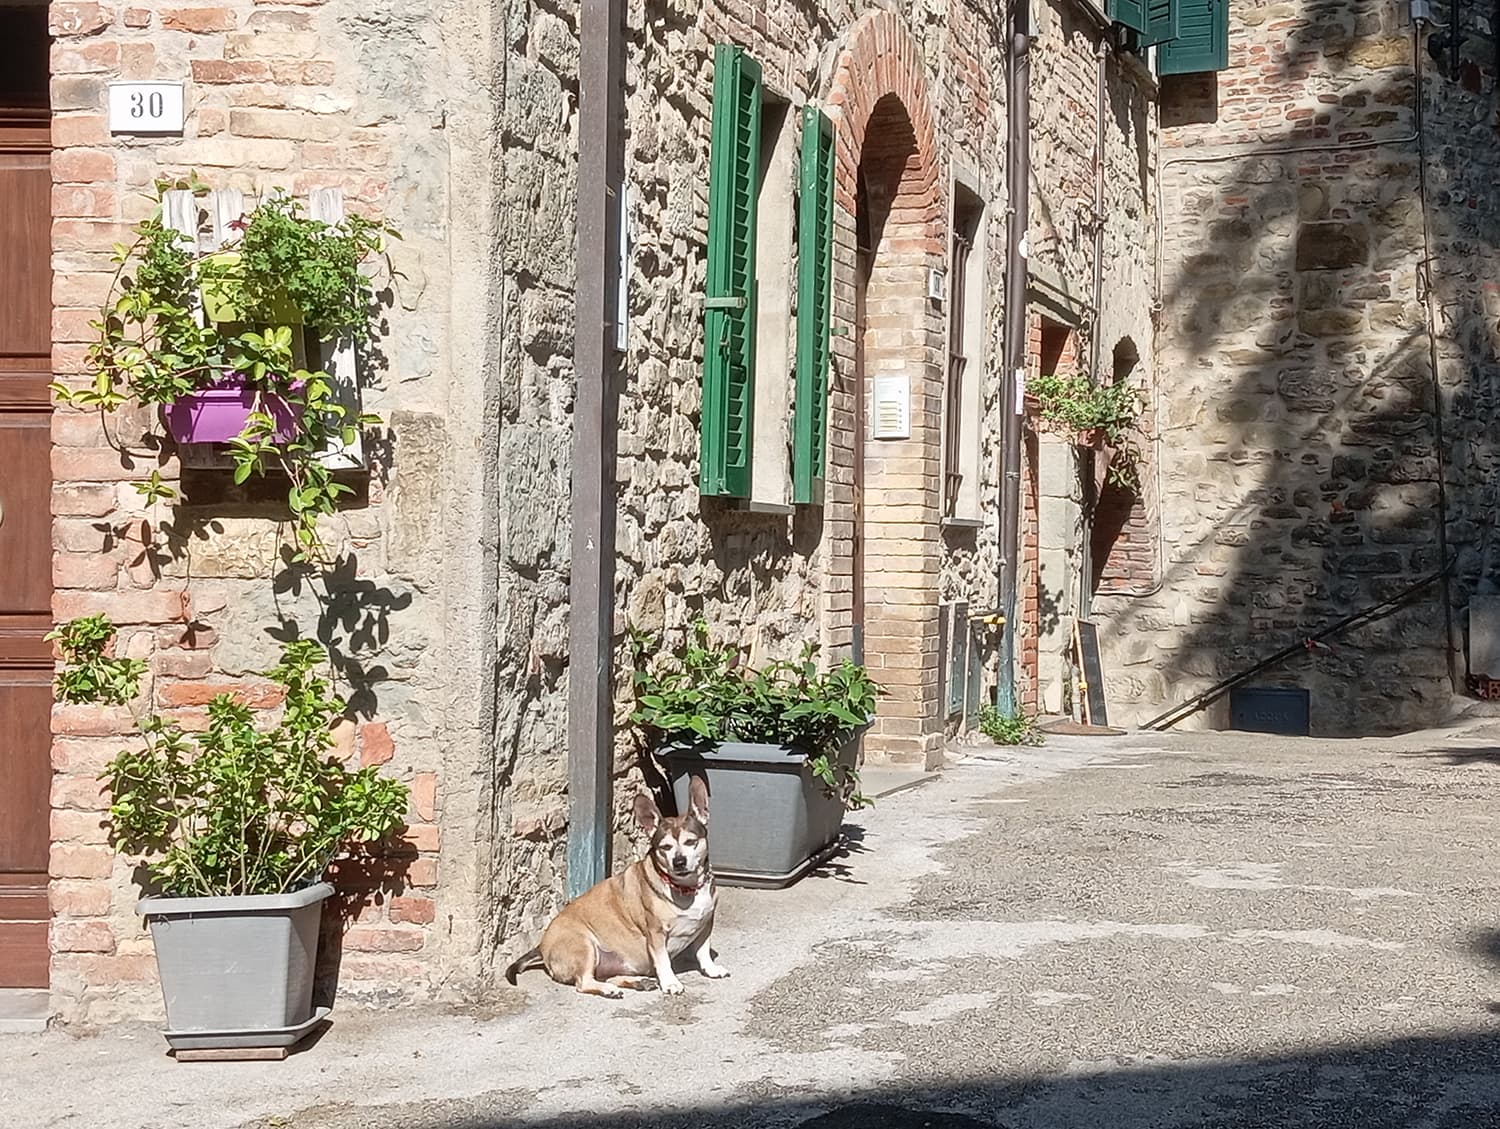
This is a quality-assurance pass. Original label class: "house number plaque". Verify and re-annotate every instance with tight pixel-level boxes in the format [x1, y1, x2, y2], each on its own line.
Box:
[108, 82, 186, 135]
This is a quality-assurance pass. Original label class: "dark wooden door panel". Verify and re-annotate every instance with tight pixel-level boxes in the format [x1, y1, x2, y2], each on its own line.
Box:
[0, 16, 54, 991]
[0, 148, 49, 361]
[0, 674, 50, 874]
[0, 416, 51, 614]
[0, 921, 49, 988]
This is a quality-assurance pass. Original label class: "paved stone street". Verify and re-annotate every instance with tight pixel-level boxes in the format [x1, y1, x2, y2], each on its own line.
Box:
[5, 722, 1500, 1128]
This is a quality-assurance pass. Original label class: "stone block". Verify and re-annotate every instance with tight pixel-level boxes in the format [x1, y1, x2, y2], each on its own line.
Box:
[1295, 222, 1369, 272]
[1037, 497, 1079, 552]
[1035, 438, 1077, 499]
[1468, 597, 1500, 677]
[387, 411, 446, 583]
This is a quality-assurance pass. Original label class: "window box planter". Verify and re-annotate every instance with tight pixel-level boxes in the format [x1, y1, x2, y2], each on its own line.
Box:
[162, 374, 302, 445]
[656, 724, 868, 889]
[139, 883, 333, 1052]
[199, 250, 304, 327]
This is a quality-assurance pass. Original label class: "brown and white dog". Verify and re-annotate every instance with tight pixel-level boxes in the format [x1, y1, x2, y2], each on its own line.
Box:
[503, 776, 729, 998]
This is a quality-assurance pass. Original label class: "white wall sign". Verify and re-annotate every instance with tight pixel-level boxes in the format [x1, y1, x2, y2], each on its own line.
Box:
[614, 183, 630, 354]
[108, 82, 185, 135]
[871, 375, 912, 440]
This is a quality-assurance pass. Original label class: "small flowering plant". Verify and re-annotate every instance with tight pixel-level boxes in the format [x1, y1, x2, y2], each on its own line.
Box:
[629, 621, 882, 807]
[49, 614, 408, 898]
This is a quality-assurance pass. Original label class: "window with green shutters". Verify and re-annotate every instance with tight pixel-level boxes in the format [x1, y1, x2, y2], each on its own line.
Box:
[1159, 0, 1229, 73]
[700, 44, 762, 498]
[1107, 0, 1177, 44]
[793, 105, 834, 506]
[1111, 0, 1228, 61]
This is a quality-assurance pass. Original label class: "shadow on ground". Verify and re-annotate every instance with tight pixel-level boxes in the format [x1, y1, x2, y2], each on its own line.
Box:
[261, 1027, 1500, 1129]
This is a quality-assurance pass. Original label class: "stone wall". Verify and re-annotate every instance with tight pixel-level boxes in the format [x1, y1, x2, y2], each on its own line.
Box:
[1023, 0, 1161, 717]
[605, 0, 1014, 776]
[1102, 0, 1500, 734]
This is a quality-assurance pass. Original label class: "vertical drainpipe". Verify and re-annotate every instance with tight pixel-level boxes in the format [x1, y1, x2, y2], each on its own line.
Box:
[1081, 36, 1108, 617]
[996, 0, 1032, 714]
[568, 0, 625, 898]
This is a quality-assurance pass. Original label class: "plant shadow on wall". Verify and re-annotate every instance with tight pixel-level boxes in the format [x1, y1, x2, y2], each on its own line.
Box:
[56, 180, 412, 719]
[1127, 6, 1500, 736]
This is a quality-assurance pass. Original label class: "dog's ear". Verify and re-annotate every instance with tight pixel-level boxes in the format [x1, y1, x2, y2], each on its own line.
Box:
[688, 775, 710, 824]
[633, 792, 660, 834]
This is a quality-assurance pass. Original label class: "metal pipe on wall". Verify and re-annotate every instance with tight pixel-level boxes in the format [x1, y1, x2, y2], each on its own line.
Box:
[567, 0, 625, 898]
[996, 0, 1032, 714]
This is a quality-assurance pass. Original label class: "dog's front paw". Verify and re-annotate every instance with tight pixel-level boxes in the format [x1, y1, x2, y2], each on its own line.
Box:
[660, 977, 686, 996]
[700, 963, 731, 979]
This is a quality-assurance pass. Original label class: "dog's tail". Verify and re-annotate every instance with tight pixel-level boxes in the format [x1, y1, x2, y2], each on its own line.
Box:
[503, 946, 544, 986]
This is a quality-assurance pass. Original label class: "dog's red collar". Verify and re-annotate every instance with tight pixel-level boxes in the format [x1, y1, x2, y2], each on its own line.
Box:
[654, 863, 708, 895]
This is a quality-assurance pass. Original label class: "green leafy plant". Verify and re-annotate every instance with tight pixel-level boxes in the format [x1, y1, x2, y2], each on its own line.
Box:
[629, 621, 883, 808]
[51, 180, 397, 562]
[47, 614, 148, 706]
[1029, 372, 1143, 488]
[51, 616, 408, 898]
[979, 704, 1044, 747]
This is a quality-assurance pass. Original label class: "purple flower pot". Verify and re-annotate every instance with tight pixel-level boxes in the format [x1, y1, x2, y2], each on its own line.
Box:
[164, 376, 301, 445]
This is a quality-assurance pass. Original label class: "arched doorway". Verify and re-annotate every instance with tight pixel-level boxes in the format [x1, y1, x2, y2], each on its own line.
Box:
[826, 14, 946, 767]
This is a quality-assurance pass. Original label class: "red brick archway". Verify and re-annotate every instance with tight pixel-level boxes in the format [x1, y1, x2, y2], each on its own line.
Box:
[823, 12, 946, 767]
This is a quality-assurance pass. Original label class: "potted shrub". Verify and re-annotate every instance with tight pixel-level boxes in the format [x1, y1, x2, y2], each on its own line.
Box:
[1027, 371, 1144, 489]
[50, 180, 398, 561]
[49, 615, 408, 1054]
[630, 622, 882, 888]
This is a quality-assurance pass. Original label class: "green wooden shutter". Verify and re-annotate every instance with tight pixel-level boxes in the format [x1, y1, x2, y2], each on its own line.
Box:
[700, 43, 762, 498]
[1107, 0, 1147, 33]
[793, 105, 834, 506]
[1140, 0, 1180, 46]
[1159, 0, 1229, 73]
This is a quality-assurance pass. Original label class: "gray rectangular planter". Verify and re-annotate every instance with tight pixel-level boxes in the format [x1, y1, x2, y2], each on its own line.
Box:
[138, 881, 333, 1049]
[660, 731, 862, 889]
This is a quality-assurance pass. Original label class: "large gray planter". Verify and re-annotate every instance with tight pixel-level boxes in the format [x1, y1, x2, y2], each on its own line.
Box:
[660, 731, 863, 889]
[138, 882, 333, 1053]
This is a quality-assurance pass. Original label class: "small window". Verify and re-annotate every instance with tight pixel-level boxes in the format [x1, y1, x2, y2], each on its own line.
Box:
[748, 96, 795, 508]
[943, 183, 985, 522]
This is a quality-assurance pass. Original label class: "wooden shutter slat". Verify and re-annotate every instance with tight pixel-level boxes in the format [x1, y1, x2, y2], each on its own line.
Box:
[700, 43, 761, 498]
[1107, 0, 1148, 34]
[793, 104, 833, 506]
[1159, 0, 1229, 72]
[1141, 0, 1180, 45]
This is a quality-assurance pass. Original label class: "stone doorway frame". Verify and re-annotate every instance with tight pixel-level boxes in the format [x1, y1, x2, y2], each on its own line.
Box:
[823, 11, 946, 768]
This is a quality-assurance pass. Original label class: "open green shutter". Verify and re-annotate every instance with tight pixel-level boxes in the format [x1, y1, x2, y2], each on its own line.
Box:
[1159, 0, 1229, 73]
[1140, 0, 1180, 46]
[793, 105, 834, 506]
[700, 44, 762, 499]
[1107, 0, 1148, 33]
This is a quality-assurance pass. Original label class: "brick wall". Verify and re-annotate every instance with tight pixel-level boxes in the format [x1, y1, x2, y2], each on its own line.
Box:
[44, 0, 476, 1022]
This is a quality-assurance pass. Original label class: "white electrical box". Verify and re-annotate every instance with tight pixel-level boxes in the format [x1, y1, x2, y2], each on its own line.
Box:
[871, 375, 912, 440]
[927, 267, 947, 304]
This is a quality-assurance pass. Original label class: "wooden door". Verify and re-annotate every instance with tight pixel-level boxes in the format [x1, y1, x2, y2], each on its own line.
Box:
[0, 6, 52, 990]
